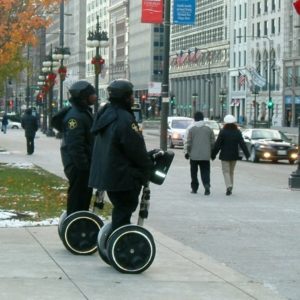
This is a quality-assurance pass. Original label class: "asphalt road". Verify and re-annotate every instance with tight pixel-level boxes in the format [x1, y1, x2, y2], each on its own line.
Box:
[1, 128, 300, 300]
[145, 133, 300, 300]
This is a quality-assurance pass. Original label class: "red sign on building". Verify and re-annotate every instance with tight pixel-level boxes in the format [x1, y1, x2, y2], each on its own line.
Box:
[141, 0, 163, 24]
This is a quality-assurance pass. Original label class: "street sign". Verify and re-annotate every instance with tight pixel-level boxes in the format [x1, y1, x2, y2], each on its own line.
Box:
[31, 85, 40, 90]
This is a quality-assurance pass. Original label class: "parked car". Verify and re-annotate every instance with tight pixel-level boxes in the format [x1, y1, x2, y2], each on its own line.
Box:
[167, 116, 193, 148]
[8, 119, 22, 129]
[0, 118, 22, 129]
[241, 128, 298, 164]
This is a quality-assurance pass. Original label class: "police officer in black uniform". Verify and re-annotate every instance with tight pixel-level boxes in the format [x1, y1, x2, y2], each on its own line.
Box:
[59, 80, 97, 215]
[89, 79, 153, 231]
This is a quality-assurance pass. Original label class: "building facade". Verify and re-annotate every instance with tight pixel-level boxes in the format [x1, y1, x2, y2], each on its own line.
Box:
[169, 0, 230, 120]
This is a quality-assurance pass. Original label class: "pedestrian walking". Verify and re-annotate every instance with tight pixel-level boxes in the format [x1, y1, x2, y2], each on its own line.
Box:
[1, 113, 8, 133]
[89, 79, 153, 231]
[184, 111, 215, 195]
[21, 108, 39, 155]
[211, 114, 250, 196]
[51, 80, 96, 215]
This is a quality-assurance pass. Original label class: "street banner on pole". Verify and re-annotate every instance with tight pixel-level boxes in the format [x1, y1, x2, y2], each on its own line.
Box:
[293, 0, 300, 14]
[141, 0, 163, 24]
[173, 0, 196, 25]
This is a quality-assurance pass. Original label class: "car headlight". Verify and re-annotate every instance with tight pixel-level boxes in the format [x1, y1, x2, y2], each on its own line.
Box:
[172, 132, 181, 139]
[258, 144, 270, 149]
[290, 153, 298, 160]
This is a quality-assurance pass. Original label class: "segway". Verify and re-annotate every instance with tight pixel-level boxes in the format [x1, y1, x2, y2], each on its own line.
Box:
[97, 149, 174, 273]
[58, 210, 104, 255]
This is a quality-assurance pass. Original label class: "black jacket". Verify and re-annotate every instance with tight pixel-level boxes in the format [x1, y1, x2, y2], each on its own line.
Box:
[212, 127, 250, 161]
[60, 104, 94, 171]
[89, 103, 153, 191]
[21, 111, 38, 138]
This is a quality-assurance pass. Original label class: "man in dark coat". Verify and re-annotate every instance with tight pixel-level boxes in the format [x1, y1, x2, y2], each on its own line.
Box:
[89, 79, 153, 231]
[21, 108, 39, 155]
[52, 80, 96, 215]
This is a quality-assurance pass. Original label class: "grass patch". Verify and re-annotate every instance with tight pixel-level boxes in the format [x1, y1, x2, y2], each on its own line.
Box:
[0, 163, 112, 221]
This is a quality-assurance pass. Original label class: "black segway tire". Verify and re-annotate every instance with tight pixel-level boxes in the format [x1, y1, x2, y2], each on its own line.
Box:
[58, 211, 67, 240]
[107, 225, 156, 274]
[61, 211, 104, 255]
[97, 222, 113, 265]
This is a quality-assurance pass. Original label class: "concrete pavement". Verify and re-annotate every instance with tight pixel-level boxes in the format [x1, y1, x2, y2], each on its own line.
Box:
[0, 129, 287, 300]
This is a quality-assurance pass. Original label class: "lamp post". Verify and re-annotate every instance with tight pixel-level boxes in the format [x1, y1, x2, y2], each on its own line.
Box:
[219, 88, 227, 121]
[37, 74, 47, 132]
[42, 45, 59, 136]
[52, 47, 70, 109]
[237, 35, 273, 127]
[52, 0, 71, 110]
[252, 85, 259, 128]
[192, 93, 197, 116]
[87, 15, 109, 114]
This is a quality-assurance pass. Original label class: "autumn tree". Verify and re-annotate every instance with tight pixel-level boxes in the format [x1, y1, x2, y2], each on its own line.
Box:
[0, 0, 61, 92]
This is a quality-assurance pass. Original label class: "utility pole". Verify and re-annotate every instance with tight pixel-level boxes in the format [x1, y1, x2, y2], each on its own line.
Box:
[160, 0, 170, 151]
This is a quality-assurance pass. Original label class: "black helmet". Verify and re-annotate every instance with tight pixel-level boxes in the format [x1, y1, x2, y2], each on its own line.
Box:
[69, 81, 96, 100]
[107, 79, 133, 100]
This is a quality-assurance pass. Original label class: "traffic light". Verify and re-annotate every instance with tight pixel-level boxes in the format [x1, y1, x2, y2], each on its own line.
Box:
[267, 98, 274, 109]
[141, 95, 147, 102]
[170, 96, 176, 108]
[36, 93, 43, 106]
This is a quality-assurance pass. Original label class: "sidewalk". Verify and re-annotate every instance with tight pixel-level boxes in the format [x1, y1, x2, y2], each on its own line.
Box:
[0, 130, 287, 300]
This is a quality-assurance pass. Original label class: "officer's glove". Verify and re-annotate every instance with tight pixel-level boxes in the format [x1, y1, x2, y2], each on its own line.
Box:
[148, 148, 164, 162]
[185, 153, 190, 160]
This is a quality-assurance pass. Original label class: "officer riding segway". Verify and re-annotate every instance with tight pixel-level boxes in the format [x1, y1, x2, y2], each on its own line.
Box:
[53, 81, 104, 255]
[89, 79, 174, 273]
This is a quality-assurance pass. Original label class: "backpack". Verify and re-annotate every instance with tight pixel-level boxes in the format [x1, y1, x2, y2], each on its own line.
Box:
[51, 107, 71, 132]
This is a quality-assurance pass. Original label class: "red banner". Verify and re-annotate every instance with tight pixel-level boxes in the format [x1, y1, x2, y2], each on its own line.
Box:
[294, 0, 300, 14]
[141, 0, 163, 24]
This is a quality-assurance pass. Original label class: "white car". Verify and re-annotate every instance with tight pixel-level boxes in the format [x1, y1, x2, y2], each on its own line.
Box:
[167, 116, 194, 148]
[7, 119, 22, 129]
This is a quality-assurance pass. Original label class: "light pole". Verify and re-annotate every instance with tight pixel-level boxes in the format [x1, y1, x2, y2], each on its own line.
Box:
[52, 46, 70, 109]
[207, 50, 212, 119]
[252, 85, 259, 128]
[42, 45, 59, 137]
[219, 88, 227, 121]
[52, 1, 71, 110]
[237, 35, 273, 127]
[87, 15, 109, 114]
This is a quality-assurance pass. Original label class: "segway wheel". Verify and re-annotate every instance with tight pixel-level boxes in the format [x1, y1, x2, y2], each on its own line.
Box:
[107, 225, 156, 274]
[97, 222, 113, 265]
[61, 211, 104, 255]
[58, 211, 67, 240]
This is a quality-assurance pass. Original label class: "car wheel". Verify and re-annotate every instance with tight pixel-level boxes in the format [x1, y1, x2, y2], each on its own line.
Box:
[250, 147, 259, 163]
[12, 125, 18, 129]
[168, 137, 174, 148]
[289, 159, 295, 165]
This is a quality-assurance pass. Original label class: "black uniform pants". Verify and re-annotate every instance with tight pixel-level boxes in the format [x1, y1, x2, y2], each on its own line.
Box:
[107, 186, 142, 231]
[26, 137, 35, 154]
[64, 165, 93, 215]
[190, 160, 211, 192]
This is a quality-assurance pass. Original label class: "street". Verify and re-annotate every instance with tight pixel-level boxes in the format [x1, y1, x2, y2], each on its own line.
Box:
[1, 129, 300, 300]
